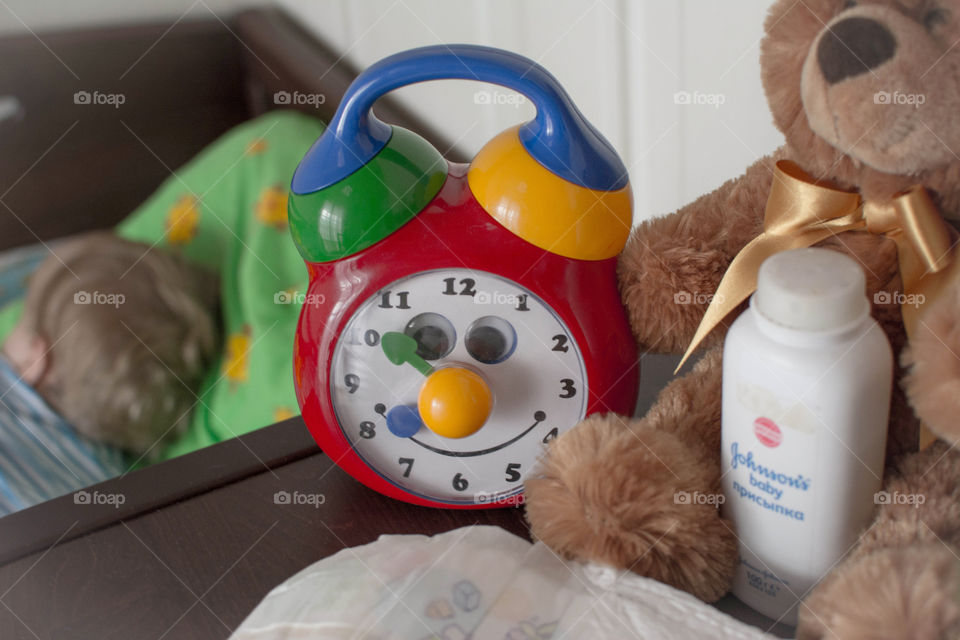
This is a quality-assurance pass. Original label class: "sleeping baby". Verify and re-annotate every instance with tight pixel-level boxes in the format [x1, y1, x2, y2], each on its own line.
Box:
[0, 233, 218, 513]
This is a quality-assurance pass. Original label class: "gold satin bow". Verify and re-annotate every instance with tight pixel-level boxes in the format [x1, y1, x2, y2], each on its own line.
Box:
[677, 160, 958, 448]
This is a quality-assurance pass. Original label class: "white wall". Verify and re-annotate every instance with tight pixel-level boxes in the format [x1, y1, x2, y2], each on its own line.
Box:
[276, 0, 785, 221]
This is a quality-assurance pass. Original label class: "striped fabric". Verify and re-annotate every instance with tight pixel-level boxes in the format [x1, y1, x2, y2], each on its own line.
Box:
[0, 356, 127, 515]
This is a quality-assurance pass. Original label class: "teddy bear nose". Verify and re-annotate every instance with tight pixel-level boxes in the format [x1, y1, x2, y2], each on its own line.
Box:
[817, 17, 897, 84]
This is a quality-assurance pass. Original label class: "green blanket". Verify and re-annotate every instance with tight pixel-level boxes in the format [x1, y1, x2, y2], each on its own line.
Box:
[0, 111, 325, 460]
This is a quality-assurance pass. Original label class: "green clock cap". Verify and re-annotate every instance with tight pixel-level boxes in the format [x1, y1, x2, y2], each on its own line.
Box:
[288, 126, 446, 264]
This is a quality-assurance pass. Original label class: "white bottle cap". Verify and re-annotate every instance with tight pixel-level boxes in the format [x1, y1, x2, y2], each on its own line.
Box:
[754, 248, 869, 331]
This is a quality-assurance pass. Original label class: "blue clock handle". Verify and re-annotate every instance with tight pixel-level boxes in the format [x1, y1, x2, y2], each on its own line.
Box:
[291, 44, 627, 194]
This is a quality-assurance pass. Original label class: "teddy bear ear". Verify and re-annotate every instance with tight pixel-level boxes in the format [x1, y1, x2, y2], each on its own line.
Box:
[902, 280, 960, 446]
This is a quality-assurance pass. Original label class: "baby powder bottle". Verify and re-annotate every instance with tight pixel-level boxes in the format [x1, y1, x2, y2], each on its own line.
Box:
[721, 247, 892, 625]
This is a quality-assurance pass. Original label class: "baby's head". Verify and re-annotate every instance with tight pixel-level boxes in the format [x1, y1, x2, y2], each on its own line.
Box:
[2, 233, 219, 457]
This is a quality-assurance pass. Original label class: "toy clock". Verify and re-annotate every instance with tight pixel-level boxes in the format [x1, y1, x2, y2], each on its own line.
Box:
[289, 45, 638, 509]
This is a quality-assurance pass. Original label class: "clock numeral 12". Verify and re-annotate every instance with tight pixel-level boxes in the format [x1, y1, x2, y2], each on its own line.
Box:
[378, 290, 411, 309]
[442, 277, 476, 296]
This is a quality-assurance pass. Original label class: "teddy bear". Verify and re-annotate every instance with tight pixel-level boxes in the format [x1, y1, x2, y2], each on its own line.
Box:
[524, 0, 960, 636]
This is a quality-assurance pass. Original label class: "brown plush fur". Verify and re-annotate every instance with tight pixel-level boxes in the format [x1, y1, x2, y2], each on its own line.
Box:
[904, 284, 960, 446]
[526, 0, 960, 635]
[798, 444, 960, 639]
[526, 347, 737, 601]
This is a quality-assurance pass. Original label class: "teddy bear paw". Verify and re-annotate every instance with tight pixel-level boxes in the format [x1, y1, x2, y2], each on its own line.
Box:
[797, 544, 960, 640]
[524, 412, 738, 602]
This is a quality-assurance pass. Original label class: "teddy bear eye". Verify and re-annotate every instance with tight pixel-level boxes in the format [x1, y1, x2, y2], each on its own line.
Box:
[923, 7, 949, 30]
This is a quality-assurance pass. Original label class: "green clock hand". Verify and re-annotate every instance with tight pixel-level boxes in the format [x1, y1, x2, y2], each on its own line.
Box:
[381, 332, 434, 377]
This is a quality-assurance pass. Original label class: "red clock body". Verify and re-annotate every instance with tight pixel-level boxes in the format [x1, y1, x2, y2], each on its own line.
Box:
[294, 165, 639, 508]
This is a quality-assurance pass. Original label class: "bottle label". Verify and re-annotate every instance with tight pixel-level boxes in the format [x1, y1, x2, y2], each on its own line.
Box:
[753, 417, 782, 448]
[723, 380, 819, 619]
[729, 437, 811, 519]
[740, 557, 787, 600]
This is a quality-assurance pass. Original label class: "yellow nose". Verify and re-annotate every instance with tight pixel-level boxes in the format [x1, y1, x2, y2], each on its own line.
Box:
[418, 367, 493, 439]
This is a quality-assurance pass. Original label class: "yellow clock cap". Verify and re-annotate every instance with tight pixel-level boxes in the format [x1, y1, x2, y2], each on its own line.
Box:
[467, 126, 633, 261]
[418, 367, 493, 439]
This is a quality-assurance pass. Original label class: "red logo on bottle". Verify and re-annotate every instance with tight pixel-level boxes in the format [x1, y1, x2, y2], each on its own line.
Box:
[753, 417, 782, 448]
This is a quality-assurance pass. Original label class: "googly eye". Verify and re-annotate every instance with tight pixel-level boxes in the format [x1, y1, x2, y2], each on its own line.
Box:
[465, 316, 517, 364]
[404, 312, 456, 360]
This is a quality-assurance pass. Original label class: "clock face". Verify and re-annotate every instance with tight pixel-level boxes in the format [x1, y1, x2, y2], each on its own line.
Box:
[329, 269, 588, 505]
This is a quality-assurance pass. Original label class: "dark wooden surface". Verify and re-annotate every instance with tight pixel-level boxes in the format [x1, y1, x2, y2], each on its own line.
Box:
[0, 19, 249, 249]
[0, 6, 460, 253]
[0, 418, 319, 566]
[0, 417, 529, 639]
[0, 356, 684, 640]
